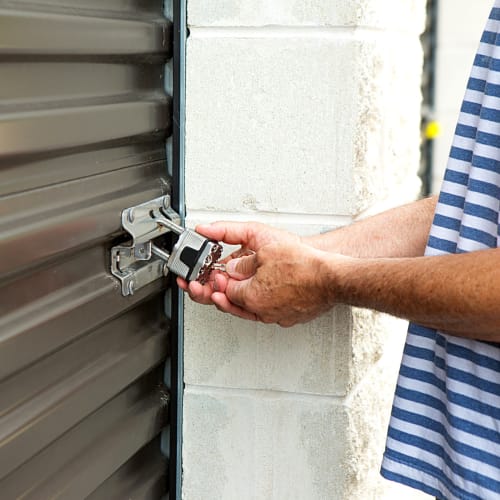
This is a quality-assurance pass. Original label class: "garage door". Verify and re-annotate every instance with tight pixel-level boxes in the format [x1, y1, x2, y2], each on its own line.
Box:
[0, 1, 175, 497]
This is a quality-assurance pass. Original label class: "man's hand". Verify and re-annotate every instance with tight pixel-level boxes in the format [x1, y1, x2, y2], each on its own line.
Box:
[177, 196, 437, 310]
[177, 221, 338, 326]
[213, 242, 337, 326]
[176, 222, 302, 310]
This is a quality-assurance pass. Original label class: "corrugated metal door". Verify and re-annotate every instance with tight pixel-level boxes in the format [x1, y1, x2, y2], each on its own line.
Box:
[0, 1, 173, 498]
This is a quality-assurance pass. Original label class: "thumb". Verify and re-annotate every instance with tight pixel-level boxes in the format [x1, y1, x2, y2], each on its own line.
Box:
[225, 277, 251, 308]
[226, 254, 257, 280]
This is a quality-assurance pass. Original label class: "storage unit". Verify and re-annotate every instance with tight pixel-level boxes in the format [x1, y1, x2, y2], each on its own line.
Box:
[0, 1, 176, 497]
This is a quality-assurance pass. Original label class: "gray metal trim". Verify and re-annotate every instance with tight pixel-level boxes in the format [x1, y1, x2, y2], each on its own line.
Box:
[0, 143, 166, 196]
[0, 298, 168, 481]
[1, 163, 166, 278]
[0, 8, 169, 55]
[1, 370, 167, 499]
[171, 0, 187, 498]
[0, 1, 173, 496]
[1, 247, 164, 381]
[86, 439, 167, 500]
[0, 100, 170, 157]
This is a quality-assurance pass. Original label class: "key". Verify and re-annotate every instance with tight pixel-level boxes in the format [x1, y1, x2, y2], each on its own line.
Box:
[211, 263, 226, 273]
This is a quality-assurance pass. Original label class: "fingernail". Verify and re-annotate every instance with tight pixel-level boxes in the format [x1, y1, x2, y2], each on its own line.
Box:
[213, 279, 219, 292]
[226, 259, 238, 275]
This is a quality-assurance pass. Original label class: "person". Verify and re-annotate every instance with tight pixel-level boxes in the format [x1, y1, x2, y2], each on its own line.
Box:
[178, 2, 500, 499]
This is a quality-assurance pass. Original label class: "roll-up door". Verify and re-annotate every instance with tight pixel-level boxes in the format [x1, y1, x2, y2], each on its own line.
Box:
[0, 1, 174, 498]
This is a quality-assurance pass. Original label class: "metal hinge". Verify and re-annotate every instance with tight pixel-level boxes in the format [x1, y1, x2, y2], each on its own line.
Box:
[111, 194, 223, 296]
[111, 195, 180, 296]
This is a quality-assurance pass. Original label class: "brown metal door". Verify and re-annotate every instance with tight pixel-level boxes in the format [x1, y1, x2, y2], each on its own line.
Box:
[0, 1, 173, 497]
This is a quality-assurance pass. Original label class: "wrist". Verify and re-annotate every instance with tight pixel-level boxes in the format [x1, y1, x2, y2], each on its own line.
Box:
[316, 251, 357, 307]
[302, 231, 342, 253]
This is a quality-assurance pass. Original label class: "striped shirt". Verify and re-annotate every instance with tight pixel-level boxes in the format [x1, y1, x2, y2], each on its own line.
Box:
[381, 3, 500, 499]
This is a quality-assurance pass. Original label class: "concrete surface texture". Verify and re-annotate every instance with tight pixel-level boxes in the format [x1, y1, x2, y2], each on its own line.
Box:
[183, 1, 428, 498]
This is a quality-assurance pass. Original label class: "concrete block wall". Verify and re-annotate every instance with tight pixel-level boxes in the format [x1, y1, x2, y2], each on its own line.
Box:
[183, 1, 428, 498]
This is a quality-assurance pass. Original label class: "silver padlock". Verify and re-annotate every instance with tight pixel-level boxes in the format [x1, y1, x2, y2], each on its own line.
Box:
[168, 230, 223, 284]
[150, 208, 223, 284]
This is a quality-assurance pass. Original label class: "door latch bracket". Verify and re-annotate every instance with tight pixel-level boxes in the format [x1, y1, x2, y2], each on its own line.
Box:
[111, 195, 178, 296]
[111, 194, 224, 296]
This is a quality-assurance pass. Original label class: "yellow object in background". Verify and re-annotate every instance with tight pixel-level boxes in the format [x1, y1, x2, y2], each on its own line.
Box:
[425, 120, 442, 139]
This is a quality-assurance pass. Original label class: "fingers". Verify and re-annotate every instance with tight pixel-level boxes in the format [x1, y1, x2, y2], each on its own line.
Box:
[211, 292, 258, 321]
[225, 254, 258, 280]
[224, 278, 250, 309]
[177, 272, 230, 306]
[213, 272, 228, 293]
[178, 271, 257, 321]
[176, 276, 189, 291]
[195, 221, 271, 250]
[186, 280, 214, 305]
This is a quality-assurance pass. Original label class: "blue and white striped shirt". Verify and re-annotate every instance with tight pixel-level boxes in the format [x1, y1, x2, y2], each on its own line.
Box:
[381, 3, 500, 499]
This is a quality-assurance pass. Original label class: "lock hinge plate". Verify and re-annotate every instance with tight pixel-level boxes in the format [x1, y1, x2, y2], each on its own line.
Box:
[111, 195, 180, 296]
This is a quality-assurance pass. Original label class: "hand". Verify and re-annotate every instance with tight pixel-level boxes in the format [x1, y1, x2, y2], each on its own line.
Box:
[176, 222, 301, 308]
[212, 242, 336, 327]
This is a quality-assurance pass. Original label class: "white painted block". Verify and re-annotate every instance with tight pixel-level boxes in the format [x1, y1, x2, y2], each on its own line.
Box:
[182, 371, 427, 499]
[184, 291, 409, 395]
[184, 301, 352, 396]
[183, 210, 411, 396]
[186, 33, 422, 216]
[186, 35, 355, 216]
[188, 0, 426, 33]
[182, 387, 348, 500]
[183, 1, 426, 497]
[350, 308, 409, 388]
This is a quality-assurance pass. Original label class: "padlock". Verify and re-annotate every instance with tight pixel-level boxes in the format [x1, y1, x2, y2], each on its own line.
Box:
[150, 208, 223, 285]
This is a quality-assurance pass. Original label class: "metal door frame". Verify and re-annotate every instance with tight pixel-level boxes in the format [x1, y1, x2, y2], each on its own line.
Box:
[168, 0, 186, 497]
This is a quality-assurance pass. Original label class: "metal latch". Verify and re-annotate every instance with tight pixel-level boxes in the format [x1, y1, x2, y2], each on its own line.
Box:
[111, 195, 223, 296]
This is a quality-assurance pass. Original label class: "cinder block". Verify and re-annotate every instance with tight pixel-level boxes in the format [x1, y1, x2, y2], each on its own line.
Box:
[186, 35, 356, 216]
[183, 213, 410, 396]
[188, 0, 425, 33]
[352, 35, 423, 210]
[182, 215, 352, 396]
[186, 34, 422, 217]
[184, 301, 409, 396]
[182, 379, 425, 499]
[183, 3, 426, 496]
[184, 300, 352, 396]
[182, 387, 349, 500]
[350, 308, 409, 389]
[184, 212, 353, 248]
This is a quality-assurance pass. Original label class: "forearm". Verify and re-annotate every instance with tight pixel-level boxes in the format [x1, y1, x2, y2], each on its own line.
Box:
[305, 195, 437, 258]
[326, 248, 500, 341]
